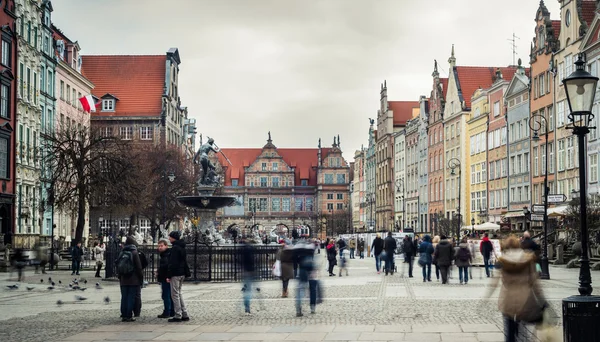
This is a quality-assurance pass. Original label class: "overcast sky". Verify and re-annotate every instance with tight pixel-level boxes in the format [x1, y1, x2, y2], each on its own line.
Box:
[53, 0, 560, 160]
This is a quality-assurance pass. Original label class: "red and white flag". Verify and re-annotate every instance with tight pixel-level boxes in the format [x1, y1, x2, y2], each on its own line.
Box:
[79, 95, 98, 113]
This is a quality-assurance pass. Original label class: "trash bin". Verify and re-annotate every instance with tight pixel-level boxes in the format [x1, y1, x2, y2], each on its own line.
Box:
[562, 295, 600, 342]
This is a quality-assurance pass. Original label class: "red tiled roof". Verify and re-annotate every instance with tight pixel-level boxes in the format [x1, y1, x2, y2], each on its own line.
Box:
[81, 55, 166, 117]
[454, 66, 519, 108]
[388, 101, 420, 126]
[440, 78, 449, 99]
[217, 148, 332, 187]
[551, 20, 561, 39]
[581, 1, 597, 27]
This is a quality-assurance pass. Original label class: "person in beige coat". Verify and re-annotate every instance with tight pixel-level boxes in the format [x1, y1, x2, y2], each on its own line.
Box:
[484, 235, 545, 342]
[349, 238, 357, 259]
[276, 240, 295, 298]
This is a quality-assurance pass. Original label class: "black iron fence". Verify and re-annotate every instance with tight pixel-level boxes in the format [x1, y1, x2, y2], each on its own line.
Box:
[104, 239, 280, 283]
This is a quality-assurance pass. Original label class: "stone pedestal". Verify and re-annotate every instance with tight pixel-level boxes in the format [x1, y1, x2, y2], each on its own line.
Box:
[556, 244, 564, 265]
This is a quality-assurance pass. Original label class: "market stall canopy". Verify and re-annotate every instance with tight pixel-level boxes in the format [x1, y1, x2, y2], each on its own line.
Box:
[548, 205, 568, 217]
[475, 222, 501, 231]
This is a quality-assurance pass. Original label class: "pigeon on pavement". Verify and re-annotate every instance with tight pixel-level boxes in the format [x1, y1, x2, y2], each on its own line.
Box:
[40, 279, 43, 283]
[56, 300, 63, 306]
[7, 284, 19, 289]
[104, 296, 110, 304]
[51, 282, 55, 286]
[58, 280, 62, 284]
[26, 286, 34, 291]
[47, 286, 54, 290]
[75, 295, 87, 301]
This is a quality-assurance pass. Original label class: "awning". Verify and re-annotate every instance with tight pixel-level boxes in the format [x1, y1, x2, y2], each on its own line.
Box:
[474, 222, 501, 231]
[548, 205, 568, 217]
[503, 211, 525, 218]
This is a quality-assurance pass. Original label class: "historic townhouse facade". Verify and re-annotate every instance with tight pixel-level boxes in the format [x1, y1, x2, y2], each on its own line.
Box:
[365, 122, 376, 230]
[427, 61, 447, 233]
[0, 0, 17, 245]
[530, 1, 559, 217]
[405, 116, 419, 230]
[351, 148, 366, 231]
[581, 10, 600, 199]
[553, 0, 595, 199]
[467, 88, 489, 227]
[417, 96, 429, 233]
[14, 0, 42, 247]
[39, 1, 55, 238]
[52, 26, 93, 244]
[506, 63, 532, 230]
[393, 128, 405, 228]
[216, 134, 350, 239]
[82, 48, 191, 239]
[375, 81, 418, 232]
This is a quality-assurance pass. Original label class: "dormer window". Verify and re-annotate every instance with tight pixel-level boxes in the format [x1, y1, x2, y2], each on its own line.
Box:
[102, 99, 114, 111]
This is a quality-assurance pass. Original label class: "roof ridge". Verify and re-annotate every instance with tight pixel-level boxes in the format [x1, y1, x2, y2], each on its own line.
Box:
[82, 54, 165, 57]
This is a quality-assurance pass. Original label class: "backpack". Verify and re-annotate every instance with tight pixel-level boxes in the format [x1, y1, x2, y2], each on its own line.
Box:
[457, 247, 470, 262]
[139, 251, 148, 269]
[115, 250, 135, 276]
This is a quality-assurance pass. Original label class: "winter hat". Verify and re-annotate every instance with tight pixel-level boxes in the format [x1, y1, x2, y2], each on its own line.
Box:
[169, 231, 181, 240]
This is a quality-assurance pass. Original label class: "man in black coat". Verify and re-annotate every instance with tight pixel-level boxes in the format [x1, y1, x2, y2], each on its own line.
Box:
[157, 239, 174, 318]
[371, 234, 384, 274]
[403, 236, 415, 278]
[383, 232, 397, 275]
[167, 231, 190, 322]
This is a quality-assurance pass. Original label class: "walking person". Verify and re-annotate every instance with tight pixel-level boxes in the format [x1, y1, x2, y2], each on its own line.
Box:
[34, 244, 49, 274]
[357, 238, 365, 259]
[371, 233, 384, 273]
[484, 235, 546, 342]
[336, 237, 347, 258]
[167, 231, 190, 322]
[276, 240, 294, 298]
[383, 232, 397, 276]
[455, 237, 472, 285]
[326, 238, 337, 276]
[12, 248, 26, 282]
[156, 239, 174, 318]
[94, 242, 105, 278]
[432, 235, 441, 281]
[403, 235, 415, 278]
[349, 237, 356, 259]
[295, 240, 315, 317]
[116, 236, 143, 322]
[71, 241, 84, 276]
[433, 235, 453, 284]
[418, 235, 434, 282]
[338, 249, 349, 277]
[480, 233, 494, 277]
[240, 237, 257, 314]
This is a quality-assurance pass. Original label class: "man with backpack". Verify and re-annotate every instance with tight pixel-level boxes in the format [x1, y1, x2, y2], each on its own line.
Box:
[167, 231, 190, 322]
[116, 236, 143, 322]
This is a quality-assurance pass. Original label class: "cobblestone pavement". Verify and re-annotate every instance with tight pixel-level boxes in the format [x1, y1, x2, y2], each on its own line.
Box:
[1, 254, 596, 341]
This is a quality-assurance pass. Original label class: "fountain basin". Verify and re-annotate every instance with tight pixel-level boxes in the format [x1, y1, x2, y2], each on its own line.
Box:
[177, 195, 237, 210]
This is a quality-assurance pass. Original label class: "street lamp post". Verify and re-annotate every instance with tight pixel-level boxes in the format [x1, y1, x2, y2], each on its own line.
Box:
[562, 53, 600, 340]
[395, 178, 405, 229]
[529, 112, 551, 280]
[366, 193, 375, 231]
[447, 158, 461, 242]
[161, 171, 175, 242]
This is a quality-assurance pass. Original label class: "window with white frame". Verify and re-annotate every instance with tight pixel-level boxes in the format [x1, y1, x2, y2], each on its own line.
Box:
[471, 165, 475, 184]
[0, 84, 8, 119]
[272, 162, 278, 171]
[100, 126, 112, 137]
[541, 147, 546, 174]
[0, 137, 7, 179]
[548, 105, 555, 131]
[481, 162, 487, 182]
[558, 139, 565, 171]
[548, 143, 554, 173]
[102, 99, 114, 112]
[567, 137, 574, 169]
[140, 126, 153, 140]
[591, 154, 599, 183]
[119, 126, 133, 140]
[494, 101, 500, 117]
[557, 100, 565, 127]
[1, 39, 9, 67]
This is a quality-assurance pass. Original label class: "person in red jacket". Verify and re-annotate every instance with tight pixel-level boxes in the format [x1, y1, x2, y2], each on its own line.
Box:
[480, 233, 494, 278]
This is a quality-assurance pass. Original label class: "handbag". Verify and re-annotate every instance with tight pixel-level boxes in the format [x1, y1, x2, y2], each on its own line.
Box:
[418, 253, 427, 267]
[516, 267, 546, 323]
[272, 260, 281, 277]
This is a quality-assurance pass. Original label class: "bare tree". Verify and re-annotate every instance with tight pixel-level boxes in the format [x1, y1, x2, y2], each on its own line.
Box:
[41, 123, 133, 244]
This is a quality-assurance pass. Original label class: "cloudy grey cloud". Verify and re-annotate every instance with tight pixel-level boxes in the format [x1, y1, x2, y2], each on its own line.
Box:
[52, 0, 560, 159]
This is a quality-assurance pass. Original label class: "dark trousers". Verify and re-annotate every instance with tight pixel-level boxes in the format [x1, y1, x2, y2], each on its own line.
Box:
[350, 248, 355, 259]
[422, 262, 431, 280]
[503, 316, 519, 342]
[120, 285, 137, 319]
[95, 262, 103, 278]
[484, 256, 491, 277]
[359, 251, 364, 259]
[440, 266, 449, 284]
[309, 279, 318, 307]
[385, 253, 395, 274]
[71, 260, 81, 274]
[282, 279, 289, 292]
[434, 263, 440, 280]
[406, 254, 414, 276]
[160, 281, 174, 316]
[134, 285, 142, 316]
[328, 259, 335, 274]
[458, 266, 469, 283]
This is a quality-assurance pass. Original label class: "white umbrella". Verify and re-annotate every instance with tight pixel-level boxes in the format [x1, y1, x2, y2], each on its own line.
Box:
[475, 222, 501, 231]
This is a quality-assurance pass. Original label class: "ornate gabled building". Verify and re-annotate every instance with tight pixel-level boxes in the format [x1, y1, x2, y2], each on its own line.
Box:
[427, 60, 448, 234]
[216, 134, 350, 240]
[0, 0, 17, 246]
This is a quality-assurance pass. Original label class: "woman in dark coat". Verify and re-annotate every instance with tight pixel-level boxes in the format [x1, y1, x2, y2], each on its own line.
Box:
[433, 235, 454, 285]
[326, 238, 337, 277]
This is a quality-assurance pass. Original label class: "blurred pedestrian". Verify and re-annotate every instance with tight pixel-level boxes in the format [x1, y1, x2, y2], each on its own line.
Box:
[167, 231, 191, 322]
[383, 232, 397, 276]
[326, 238, 337, 276]
[349, 237, 356, 259]
[156, 239, 174, 318]
[338, 249, 349, 277]
[357, 238, 365, 259]
[484, 235, 546, 342]
[240, 237, 256, 314]
[94, 242, 105, 278]
[455, 237, 472, 285]
[371, 233, 384, 273]
[116, 236, 143, 322]
[433, 235, 453, 284]
[521, 231, 541, 272]
[276, 239, 294, 298]
[12, 248, 26, 281]
[403, 235, 415, 278]
[432, 235, 441, 281]
[295, 240, 316, 316]
[70, 241, 84, 276]
[336, 237, 347, 258]
[480, 233, 494, 278]
[35, 244, 48, 274]
[418, 235, 434, 282]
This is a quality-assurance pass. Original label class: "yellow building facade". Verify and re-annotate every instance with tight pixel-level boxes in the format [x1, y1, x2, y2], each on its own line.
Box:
[467, 89, 489, 227]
